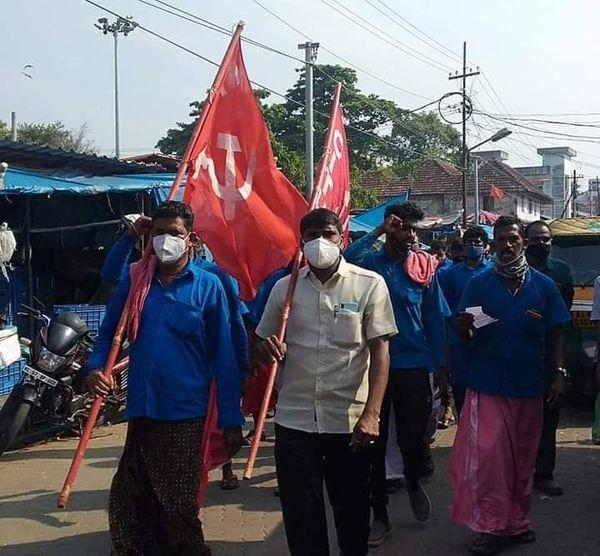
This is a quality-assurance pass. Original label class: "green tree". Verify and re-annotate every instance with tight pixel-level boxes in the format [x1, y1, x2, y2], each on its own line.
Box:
[15, 121, 95, 153]
[155, 64, 460, 199]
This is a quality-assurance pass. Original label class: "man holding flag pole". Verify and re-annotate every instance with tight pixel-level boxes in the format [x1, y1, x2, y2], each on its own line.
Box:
[57, 21, 309, 554]
[249, 83, 398, 555]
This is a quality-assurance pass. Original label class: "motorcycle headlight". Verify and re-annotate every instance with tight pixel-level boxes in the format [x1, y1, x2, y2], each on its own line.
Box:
[37, 349, 66, 373]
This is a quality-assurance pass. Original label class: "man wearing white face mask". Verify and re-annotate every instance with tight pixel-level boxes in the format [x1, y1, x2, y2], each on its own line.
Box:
[85, 201, 243, 555]
[256, 208, 398, 556]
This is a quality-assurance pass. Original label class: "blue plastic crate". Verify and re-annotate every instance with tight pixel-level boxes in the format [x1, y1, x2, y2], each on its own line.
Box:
[0, 359, 25, 396]
[53, 304, 107, 337]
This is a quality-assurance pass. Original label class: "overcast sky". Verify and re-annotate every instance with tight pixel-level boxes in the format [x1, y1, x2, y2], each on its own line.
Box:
[4, 0, 600, 183]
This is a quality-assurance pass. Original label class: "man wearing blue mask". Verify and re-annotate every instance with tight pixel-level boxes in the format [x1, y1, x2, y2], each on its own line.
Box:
[439, 226, 491, 417]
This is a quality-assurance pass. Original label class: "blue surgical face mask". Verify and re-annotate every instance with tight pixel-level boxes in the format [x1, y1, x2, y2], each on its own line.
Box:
[465, 245, 484, 260]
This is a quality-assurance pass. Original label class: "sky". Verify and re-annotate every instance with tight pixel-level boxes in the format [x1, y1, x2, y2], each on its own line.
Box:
[4, 0, 600, 185]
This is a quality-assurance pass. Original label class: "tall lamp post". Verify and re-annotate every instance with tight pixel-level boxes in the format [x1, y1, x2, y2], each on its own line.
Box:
[94, 17, 137, 159]
[468, 127, 512, 225]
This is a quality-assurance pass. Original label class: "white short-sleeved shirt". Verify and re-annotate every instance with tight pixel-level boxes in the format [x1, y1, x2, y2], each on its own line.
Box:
[256, 257, 398, 434]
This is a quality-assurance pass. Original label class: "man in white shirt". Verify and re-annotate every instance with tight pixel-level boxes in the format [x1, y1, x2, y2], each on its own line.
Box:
[256, 208, 397, 556]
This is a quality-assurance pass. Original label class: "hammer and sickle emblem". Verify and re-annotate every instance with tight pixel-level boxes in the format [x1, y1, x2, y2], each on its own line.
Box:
[192, 133, 256, 221]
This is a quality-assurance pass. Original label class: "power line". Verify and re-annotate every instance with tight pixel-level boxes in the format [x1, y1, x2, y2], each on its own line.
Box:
[317, 0, 451, 73]
[374, 0, 472, 65]
[82, 0, 434, 161]
[360, 0, 460, 64]
[248, 0, 435, 101]
[136, 0, 444, 144]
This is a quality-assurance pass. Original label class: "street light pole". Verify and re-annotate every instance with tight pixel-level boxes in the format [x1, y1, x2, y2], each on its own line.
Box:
[469, 127, 512, 226]
[94, 16, 137, 159]
[113, 29, 120, 159]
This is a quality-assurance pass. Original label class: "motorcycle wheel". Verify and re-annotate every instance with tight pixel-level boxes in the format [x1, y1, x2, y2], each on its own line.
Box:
[0, 390, 33, 455]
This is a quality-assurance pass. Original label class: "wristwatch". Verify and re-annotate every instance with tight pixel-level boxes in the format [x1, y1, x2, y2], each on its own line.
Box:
[556, 366, 569, 380]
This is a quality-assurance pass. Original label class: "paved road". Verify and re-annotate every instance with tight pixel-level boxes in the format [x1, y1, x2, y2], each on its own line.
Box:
[1, 407, 599, 555]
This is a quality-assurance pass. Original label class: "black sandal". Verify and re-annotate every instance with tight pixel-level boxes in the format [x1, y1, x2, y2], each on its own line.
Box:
[469, 533, 505, 555]
[511, 530, 536, 544]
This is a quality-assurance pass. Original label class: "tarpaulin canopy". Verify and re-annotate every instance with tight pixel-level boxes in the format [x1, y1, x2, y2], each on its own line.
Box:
[1, 168, 176, 196]
[350, 193, 410, 232]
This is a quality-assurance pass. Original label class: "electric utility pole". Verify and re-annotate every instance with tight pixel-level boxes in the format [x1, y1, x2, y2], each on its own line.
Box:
[95, 16, 137, 159]
[298, 42, 319, 200]
[449, 42, 479, 227]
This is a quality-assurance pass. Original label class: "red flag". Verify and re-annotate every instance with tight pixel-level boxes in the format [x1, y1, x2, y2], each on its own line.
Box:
[313, 83, 351, 243]
[490, 184, 505, 200]
[184, 38, 308, 300]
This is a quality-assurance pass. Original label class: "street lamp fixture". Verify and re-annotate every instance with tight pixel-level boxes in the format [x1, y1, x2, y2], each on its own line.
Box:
[469, 128, 512, 225]
[94, 16, 137, 158]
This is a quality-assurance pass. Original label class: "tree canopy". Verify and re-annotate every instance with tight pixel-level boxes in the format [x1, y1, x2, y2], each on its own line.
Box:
[156, 64, 460, 208]
[0, 121, 94, 153]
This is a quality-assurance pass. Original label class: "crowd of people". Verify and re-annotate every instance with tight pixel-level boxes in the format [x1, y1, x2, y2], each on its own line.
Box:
[84, 200, 575, 556]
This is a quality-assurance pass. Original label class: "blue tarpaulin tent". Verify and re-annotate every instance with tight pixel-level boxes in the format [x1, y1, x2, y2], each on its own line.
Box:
[350, 192, 409, 232]
[2, 168, 176, 197]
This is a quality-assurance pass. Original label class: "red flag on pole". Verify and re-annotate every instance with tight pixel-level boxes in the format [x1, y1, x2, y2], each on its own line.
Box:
[183, 37, 308, 301]
[313, 83, 351, 242]
[490, 184, 505, 200]
[244, 82, 352, 479]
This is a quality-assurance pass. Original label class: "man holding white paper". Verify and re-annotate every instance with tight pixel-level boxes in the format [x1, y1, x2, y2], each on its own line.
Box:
[449, 216, 571, 555]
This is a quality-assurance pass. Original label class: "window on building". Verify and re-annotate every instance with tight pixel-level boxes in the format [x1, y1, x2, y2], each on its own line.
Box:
[528, 199, 533, 213]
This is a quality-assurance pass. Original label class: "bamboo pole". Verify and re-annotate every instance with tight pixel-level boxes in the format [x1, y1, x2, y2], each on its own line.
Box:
[57, 22, 247, 510]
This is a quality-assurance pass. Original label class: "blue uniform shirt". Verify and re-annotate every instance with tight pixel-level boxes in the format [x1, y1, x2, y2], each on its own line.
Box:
[86, 262, 244, 427]
[458, 266, 571, 398]
[439, 258, 491, 389]
[439, 259, 492, 315]
[345, 232, 448, 371]
[99, 234, 249, 377]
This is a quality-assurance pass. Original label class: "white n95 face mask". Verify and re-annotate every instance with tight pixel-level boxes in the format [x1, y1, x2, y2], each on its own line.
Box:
[303, 237, 341, 269]
[152, 234, 188, 264]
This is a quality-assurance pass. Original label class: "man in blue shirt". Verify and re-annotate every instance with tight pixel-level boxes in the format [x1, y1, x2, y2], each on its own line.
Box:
[525, 220, 574, 497]
[99, 213, 250, 490]
[86, 201, 244, 555]
[345, 202, 447, 545]
[438, 226, 491, 418]
[450, 216, 570, 555]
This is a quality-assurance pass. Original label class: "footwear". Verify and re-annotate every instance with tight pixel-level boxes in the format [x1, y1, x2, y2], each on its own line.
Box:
[220, 474, 239, 490]
[385, 478, 403, 494]
[533, 478, 564, 496]
[407, 482, 431, 522]
[368, 519, 391, 547]
[511, 529, 536, 544]
[469, 533, 505, 555]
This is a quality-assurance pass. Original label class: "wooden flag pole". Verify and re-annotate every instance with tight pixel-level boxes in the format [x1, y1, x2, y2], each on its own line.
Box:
[57, 302, 130, 508]
[57, 22, 247, 510]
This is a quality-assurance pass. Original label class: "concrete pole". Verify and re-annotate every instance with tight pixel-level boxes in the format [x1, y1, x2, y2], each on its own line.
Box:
[298, 42, 319, 200]
[10, 112, 17, 142]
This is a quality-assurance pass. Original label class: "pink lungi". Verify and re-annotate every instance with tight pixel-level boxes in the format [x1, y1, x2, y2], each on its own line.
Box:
[449, 389, 543, 536]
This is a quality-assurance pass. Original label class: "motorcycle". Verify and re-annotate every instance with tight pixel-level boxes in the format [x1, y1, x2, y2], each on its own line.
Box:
[0, 304, 128, 455]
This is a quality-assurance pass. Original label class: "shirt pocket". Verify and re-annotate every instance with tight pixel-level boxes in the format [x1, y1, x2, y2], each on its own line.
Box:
[331, 310, 362, 348]
[163, 298, 206, 340]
